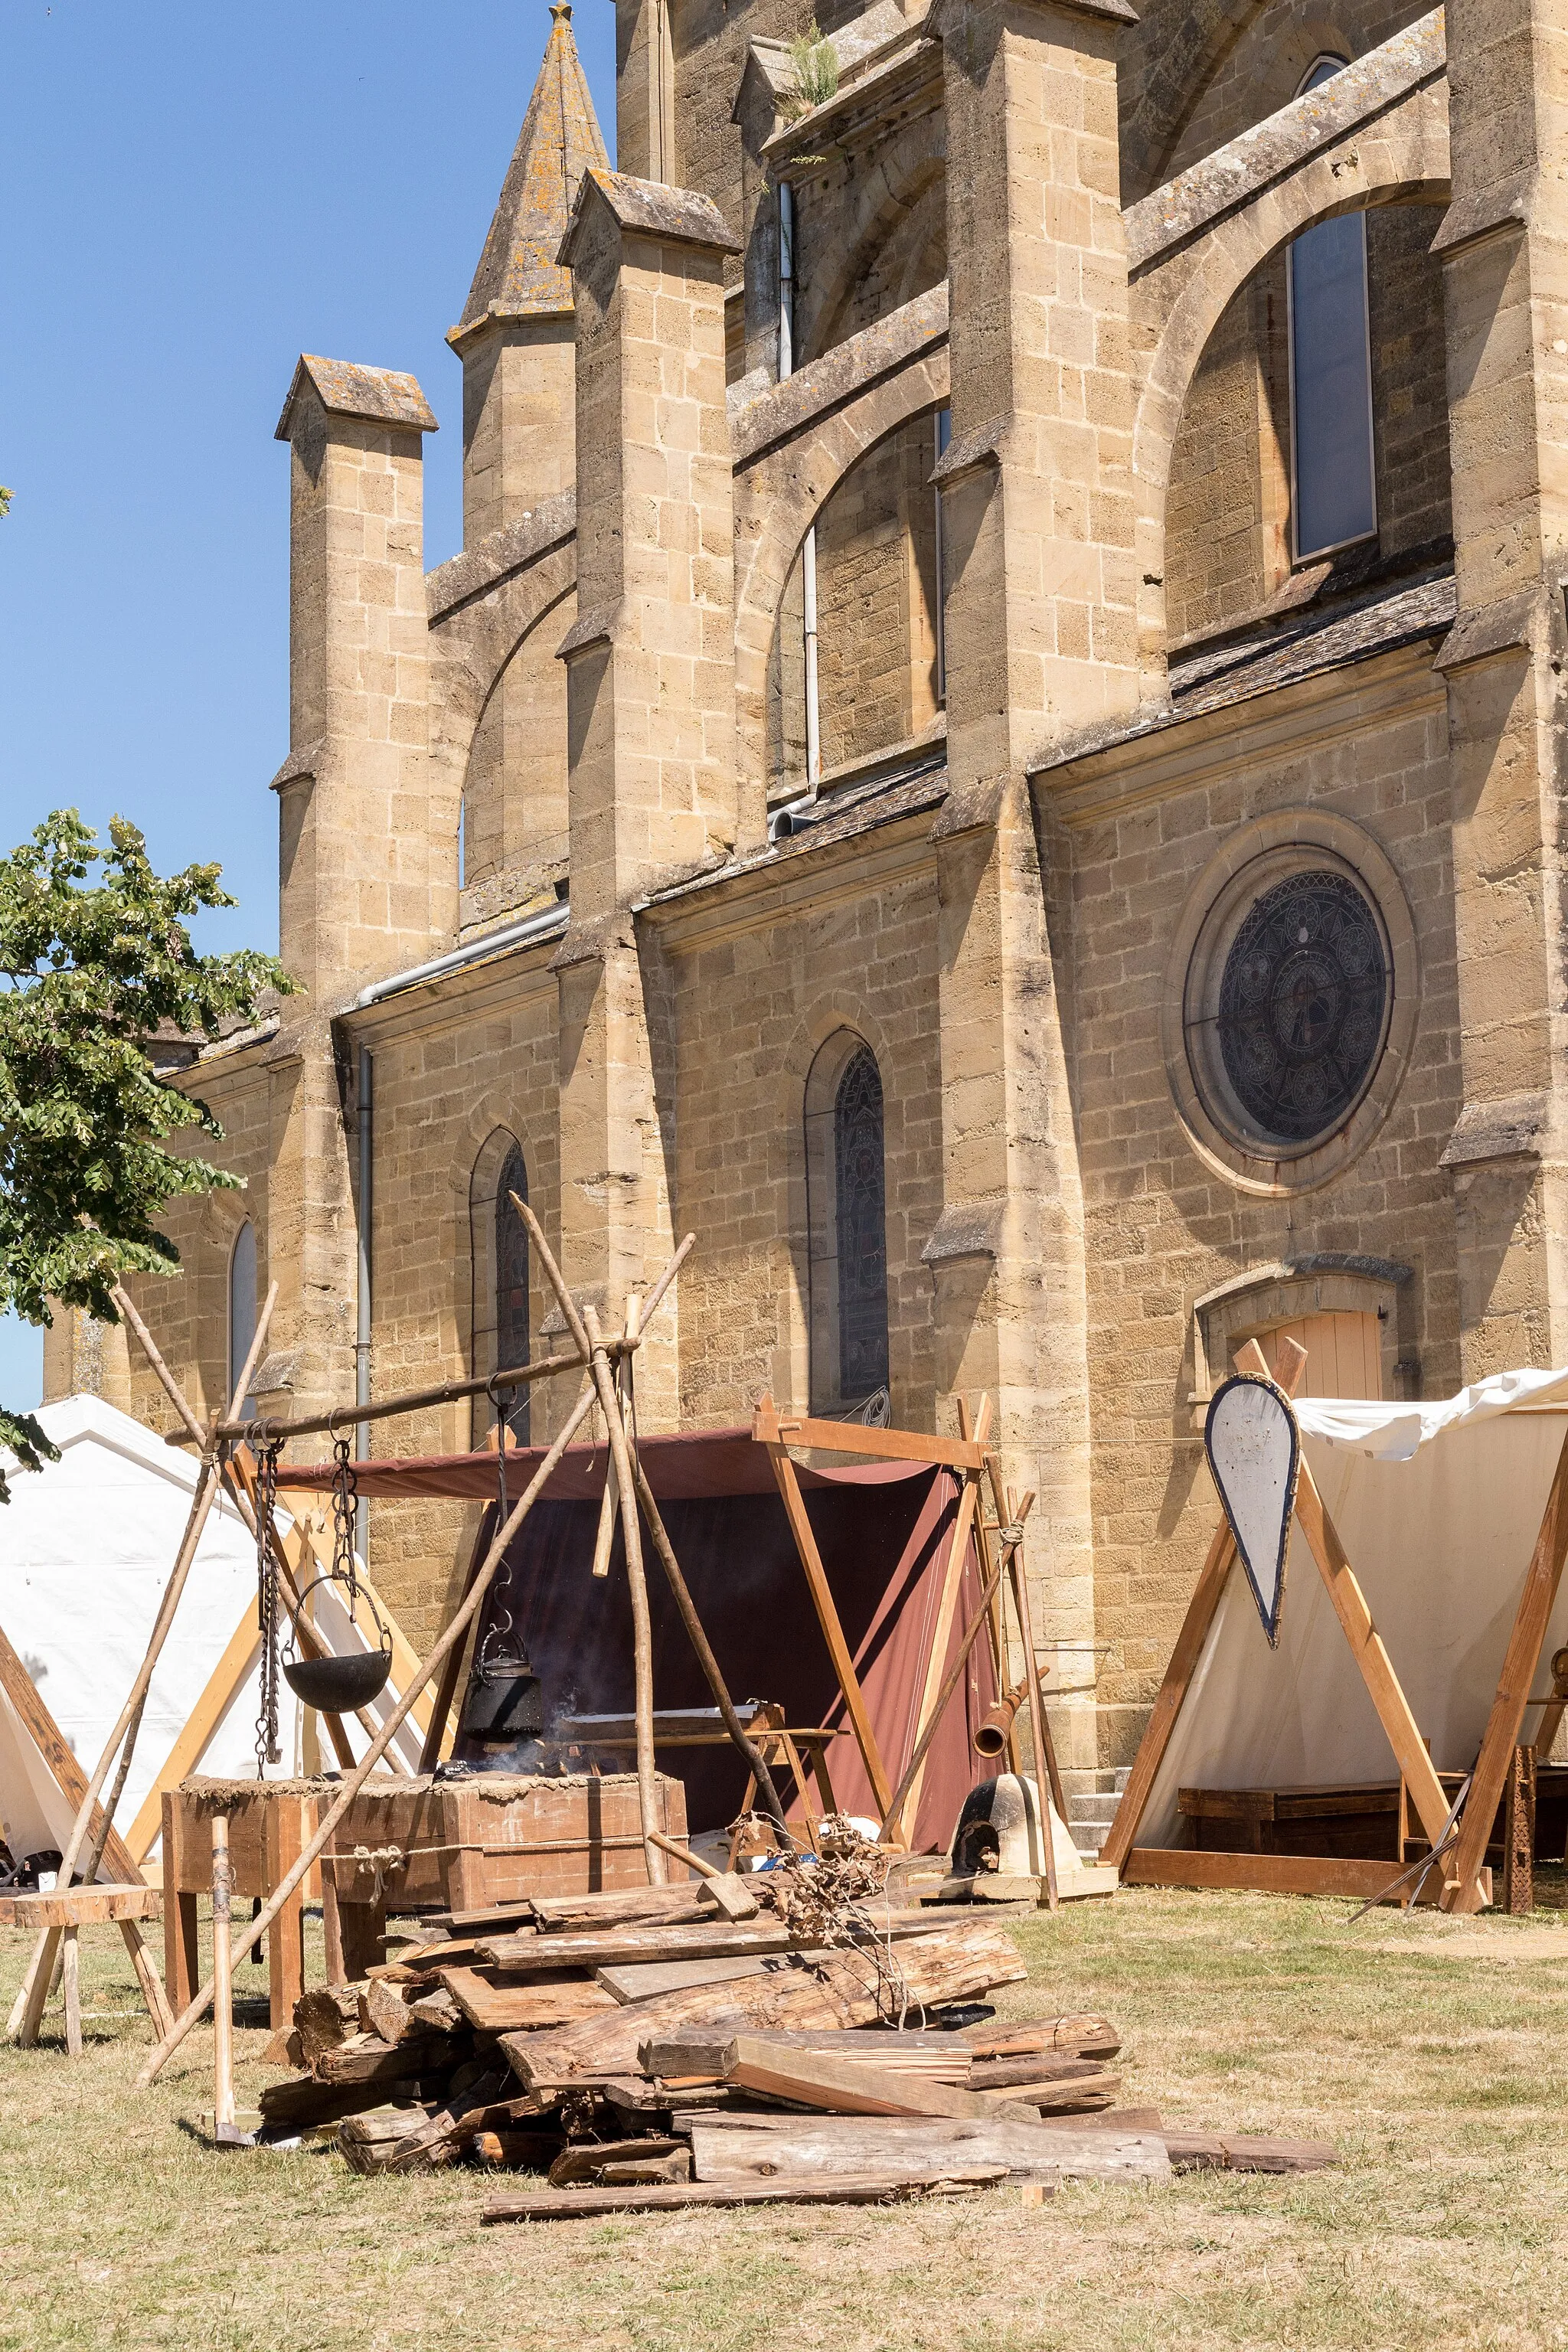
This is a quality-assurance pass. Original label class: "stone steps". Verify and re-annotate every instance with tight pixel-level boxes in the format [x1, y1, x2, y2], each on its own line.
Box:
[1059, 1766, 1130, 1857]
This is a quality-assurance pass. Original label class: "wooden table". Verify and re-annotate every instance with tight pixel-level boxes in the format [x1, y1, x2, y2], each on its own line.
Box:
[165, 1769, 689, 2019]
[0, 1884, 166, 2055]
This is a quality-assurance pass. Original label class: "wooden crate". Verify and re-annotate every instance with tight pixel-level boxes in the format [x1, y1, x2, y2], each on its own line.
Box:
[1178, 1782, 1401, 1861]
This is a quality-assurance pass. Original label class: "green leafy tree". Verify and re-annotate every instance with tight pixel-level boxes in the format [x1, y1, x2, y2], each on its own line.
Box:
[0, 811, 293, 1498]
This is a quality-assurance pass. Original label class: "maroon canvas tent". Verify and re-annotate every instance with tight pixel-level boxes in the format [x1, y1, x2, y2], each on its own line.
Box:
[279, 1426, 998, 1851]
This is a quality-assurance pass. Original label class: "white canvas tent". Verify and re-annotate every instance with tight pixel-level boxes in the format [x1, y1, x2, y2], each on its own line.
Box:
[0, 1393, 428, 1877]
[1106, 1364, 1568, 1900]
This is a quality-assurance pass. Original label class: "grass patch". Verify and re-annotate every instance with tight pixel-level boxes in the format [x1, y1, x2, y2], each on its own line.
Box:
[3, 1886, 1568, 2350]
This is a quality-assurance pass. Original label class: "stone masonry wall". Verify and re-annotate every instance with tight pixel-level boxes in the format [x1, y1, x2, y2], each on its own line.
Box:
[1055, 657, 1462, 1767]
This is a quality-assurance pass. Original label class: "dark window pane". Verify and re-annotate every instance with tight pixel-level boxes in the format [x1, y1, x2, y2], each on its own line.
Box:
[834, 1045, 889, 1402]
[1290, 211, 1376, 557]
[494, 1145, 530, 1442]
[1217, 870, 1388, 1145]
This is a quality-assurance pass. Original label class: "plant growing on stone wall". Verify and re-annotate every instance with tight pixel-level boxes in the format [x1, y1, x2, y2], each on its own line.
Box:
[0, 810, 292, 1499]
[783, 23, 838, 119]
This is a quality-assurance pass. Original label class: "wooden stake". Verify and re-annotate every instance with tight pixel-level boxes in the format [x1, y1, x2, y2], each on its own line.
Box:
[211, 1813, 235, 2133]
[60, 1929, 81, 2059]
[1445, 1419, 1568, 1913]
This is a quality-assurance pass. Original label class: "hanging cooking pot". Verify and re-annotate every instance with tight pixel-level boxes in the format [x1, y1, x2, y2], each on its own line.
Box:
[458, 1622, 545, 1741]
[279, 1433, 394, 1711]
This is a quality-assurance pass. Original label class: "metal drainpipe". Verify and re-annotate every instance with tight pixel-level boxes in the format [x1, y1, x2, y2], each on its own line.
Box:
[354, 1046, 373, 1562]
[779, 181, 822, 789]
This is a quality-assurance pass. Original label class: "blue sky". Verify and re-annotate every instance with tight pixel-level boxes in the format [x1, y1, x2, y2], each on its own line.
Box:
[1, 0, 617, 1413]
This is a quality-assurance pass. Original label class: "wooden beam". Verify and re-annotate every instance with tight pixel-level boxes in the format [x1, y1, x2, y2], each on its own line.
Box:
[1099, 1338, 1305, 1874]
[1291, 1462, 1452, 1854]
[1444, 1419, 1568, 1913]
[121, 1604, 259, 1865]
[763, 1414, 893, 1820]
[1123, 1848, 1446, 1903]
[752, 1396, 986, 1473]
[0, 1619, 142, 1886]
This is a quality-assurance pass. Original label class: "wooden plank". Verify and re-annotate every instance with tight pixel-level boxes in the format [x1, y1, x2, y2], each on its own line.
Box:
[1122, 1847, 1464, 1902]
[0, 1619, 142, 1885]
[752, 1396, 985, 1472]
[1291, 1460, 1452, 1853]
[688, 2115, 1168, 2186]
[0, 1884, 159, 1929]
[1446, 1420, 1568, 1914]
[597, 1954, 773, 2004]
[1162, 2130, 1338, 2174]
[684, 2034, 996, 2115]
[972, 2072, 1119, 2112]
[439, 1967, 619, 2034]
[764, 1430, 894, 1817]
[479, 1922, 795, 1971]
[481, 2167, 1014, 2221]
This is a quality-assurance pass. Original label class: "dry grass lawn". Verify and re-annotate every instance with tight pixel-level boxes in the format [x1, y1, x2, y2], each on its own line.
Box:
[4, 1881, 1568, 2352]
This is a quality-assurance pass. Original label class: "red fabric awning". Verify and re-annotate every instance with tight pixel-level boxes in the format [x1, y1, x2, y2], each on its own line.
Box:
[275, 1425, 923, 1503]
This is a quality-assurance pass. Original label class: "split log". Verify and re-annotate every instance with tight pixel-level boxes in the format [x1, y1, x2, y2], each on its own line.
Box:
[293, 1984, 365, 2066]
[408, 1988, 464, 2034]
[968, 2053, 1113, 2089]
[973, 2073, 1120, 2113]
[314, 2029, 463, 2087]
[688, 2114, 1168, 2187]
[364, 1977, 430, 2047]
[962, 2015, 1120, 2062]
[481, 2167, 1014, 2221]
[259, 2073, 427, 2132]
[719, 2034, 997, 2120]
[502, 1922, 1027, 2089]
[439, 1968, 619, 2034]
[640, 2030, 969, 2084]
[548, 2137, 684, 2187]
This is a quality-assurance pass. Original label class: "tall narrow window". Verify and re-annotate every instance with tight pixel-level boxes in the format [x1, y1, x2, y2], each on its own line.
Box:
[471, 1132, 530, 1446]
[1288, 58, 1376, 560]
[834, 1045, 890, 1405]
[805, 1032, 892, 1414]
[227, 1221, 257, 1413]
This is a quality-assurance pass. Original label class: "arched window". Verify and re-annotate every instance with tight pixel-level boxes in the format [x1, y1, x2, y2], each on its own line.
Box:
[470, 1132, 531, 1446]
[1288, 57, 1377, 560]
[227, 1221, 257, 1413]
[805, 1033, 890, 1414]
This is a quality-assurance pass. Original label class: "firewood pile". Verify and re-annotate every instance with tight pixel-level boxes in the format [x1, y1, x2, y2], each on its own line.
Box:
[255, 1851, 1337, 2215]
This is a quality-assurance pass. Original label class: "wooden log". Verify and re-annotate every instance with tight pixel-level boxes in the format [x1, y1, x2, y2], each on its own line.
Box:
[972, 2073, 1120, 2113]
[60, 1929, 82, 2059]
[720, 2033, 997, 2119]
[477, 1913, 939, 1971]
[258, 2073, 428, 2132]
[501, 1920, 1028, 2087]
[1161, 2130, 1338, 2174]
[481, 2167, 1014, 2221]
[363, 1975, 430, 2047]
[313, 2028, 462, 2086]
[439, 1968, 619, 2034]
[646, 1834, 758, 1920]
[639, 2029, 969, 2080]
[962, 2014, 1120, 2060]
[293, 1984, 363, 2066]
[528, 1889, 708, 1933]
[688, 2115, 1169, 2187]
[967, 2053, 1110, 2089]
[211, 1815, 235, 2127]
[582, 1300, 664, 1888]
[0, 1885, 159, 1929]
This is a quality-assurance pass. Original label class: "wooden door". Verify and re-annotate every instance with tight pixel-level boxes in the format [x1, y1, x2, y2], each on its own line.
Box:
[1243, 1312, 1383, 1400]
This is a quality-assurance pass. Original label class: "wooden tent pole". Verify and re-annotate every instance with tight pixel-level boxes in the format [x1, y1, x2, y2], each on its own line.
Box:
[1443, 1419, 1568, 1913]
[762, 1419, 895, 1820]
[893, 1397, 991, 1844]
[1099, 1337, 1305, 1873]
[992, 1462, 1058, 1911]
[876, 1492, 1035, 1841]
[136, 1373, 601, 2087]
[211, 1813, 236, 2135]
[585, 1302, 665, 1886]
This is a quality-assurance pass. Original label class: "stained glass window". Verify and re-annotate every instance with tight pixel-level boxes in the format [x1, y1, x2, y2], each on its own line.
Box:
[834, 1045, 890, 1402]
[1217, 870, 1388, 1145]
[494, 1144, 530, 1443]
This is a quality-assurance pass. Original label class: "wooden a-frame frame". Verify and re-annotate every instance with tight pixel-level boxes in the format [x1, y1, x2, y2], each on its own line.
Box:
[1099, 1335, 1546, 1913]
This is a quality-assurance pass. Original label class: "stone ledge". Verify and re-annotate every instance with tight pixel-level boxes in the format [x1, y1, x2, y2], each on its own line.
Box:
[930, 413, 1007, 486]
[1123, 8, 1446, 274]
[1432, 586, 1537, 673]
[426, 491, 577, 623]
[730, 284, 949, 467]
[921, 1200, 1006, 1265]
[1439, 1093, 1551, 1168]
[1431, 166, 1533, 256]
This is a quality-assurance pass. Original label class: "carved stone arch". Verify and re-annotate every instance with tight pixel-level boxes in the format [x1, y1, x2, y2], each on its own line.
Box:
[1129, 74, 1449, 685]
[794, 112, 947, 363]
[733, 331, 950, 812]
[428, 537, 578, 787]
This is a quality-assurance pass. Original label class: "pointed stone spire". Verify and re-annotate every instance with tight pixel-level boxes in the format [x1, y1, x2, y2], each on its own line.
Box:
[451, 2, 609, 345]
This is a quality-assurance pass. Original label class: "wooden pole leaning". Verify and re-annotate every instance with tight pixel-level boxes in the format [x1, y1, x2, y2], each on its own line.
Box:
[136, 1370, 603, 2088]
[10, 1288, 279, 2049]
[993, 1465, 1058, 1912]
[876, 1491, 1035, 1842]
[585, 1302, 665, 1888]
[1099, 1337, 1306, 1875]
[211, 1813, 236, 2138]
[1443, 1419, 1568, 1913]
[894, 1398, 991, 1844]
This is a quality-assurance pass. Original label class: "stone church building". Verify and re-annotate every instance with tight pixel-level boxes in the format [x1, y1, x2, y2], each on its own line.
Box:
[50, 0, 1568, 1818]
